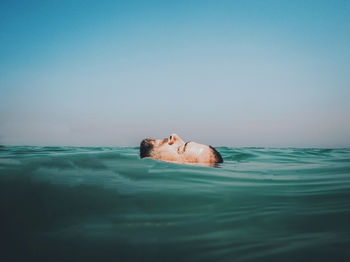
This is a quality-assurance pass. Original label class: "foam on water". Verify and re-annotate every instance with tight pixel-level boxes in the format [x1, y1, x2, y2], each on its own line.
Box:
[1, 146, 350, 261]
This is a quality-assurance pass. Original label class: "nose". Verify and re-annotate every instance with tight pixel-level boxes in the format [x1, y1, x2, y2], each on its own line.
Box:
[140, 138, 154, 158]
[169, 133, 185, 145]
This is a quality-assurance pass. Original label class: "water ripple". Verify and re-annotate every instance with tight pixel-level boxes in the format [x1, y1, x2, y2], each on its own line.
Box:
[1, 146, 350, 261]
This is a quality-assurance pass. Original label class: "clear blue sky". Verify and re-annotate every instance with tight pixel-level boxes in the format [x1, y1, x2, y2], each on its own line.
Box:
[1, 0, 349, 147]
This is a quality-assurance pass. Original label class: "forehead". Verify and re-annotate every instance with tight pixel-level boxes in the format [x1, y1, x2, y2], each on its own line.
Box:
[186, 142, 211, 154]
[185, 142, 212, 162]
[184, 142, 211, 161]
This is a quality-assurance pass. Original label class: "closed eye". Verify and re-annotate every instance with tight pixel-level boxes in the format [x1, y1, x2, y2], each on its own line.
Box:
[183, 142, 190, 152]
[177, 142, 189, 154]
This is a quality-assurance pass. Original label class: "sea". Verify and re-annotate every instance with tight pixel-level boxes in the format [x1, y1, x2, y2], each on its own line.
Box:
[1, 146, 350, 262]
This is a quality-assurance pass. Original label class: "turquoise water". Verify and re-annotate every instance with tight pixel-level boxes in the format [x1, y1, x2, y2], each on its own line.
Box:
[1, 146, 350, 261]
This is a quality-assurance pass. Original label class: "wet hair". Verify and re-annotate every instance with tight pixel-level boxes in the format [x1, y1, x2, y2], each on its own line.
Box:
[209, 146, 223, 163]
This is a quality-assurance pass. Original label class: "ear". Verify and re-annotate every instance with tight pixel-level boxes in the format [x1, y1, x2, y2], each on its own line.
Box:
[168, 134, 177, 145]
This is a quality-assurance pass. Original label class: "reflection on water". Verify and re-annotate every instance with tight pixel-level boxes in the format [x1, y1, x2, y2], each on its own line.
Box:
[1, 146, 350, 261]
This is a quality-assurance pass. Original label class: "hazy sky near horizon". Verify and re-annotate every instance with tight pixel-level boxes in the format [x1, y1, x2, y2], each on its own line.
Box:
[1, 0, 350, 147]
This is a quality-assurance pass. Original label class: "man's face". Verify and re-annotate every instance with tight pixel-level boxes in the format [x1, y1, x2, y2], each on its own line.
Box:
[140, 133, 222, 165]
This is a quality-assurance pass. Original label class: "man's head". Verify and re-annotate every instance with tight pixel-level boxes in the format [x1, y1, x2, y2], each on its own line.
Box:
[140, 133, 223, 166]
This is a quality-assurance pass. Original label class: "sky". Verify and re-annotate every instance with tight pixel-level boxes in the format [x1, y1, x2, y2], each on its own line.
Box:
[1, 0, 350, 147]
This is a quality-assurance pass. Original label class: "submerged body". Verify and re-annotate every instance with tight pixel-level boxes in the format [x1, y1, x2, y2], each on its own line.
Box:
[140, 133, 223, 165]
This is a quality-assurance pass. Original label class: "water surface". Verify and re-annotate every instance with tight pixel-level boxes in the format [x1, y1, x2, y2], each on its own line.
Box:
[1, 146, 350, 261]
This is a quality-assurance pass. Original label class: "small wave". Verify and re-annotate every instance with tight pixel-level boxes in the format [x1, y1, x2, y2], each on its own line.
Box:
[1, 146, 350, 261]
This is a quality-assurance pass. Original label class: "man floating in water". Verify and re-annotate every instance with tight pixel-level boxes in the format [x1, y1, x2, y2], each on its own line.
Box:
[140, 133, 223, 165]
